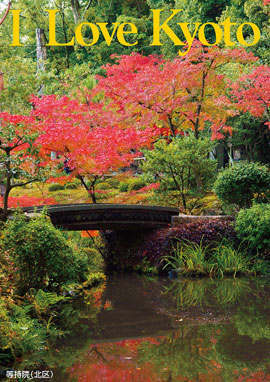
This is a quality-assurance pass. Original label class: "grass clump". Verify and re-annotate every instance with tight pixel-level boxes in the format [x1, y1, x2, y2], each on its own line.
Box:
[210, 241, 254, 277]
[162, 238, 270, 278]
[162, 239, 213, 277]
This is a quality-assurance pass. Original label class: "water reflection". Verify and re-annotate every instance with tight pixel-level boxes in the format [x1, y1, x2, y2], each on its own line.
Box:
[5, 275, 270, 382]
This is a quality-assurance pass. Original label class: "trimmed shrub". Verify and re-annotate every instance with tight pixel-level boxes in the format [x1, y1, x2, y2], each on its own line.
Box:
[235, 203, 270, 254]
[119, 182, 129, 192]
[2, 213, 90, 294]
[48, 183, 65, 192]
[214, 162, 270, 210]
[64, 182, 79, 190]
[72, 178, 81, 186]
[106, 178, 120, 188]
[128, 179, 146, 191]
[96, 182, 111, 190]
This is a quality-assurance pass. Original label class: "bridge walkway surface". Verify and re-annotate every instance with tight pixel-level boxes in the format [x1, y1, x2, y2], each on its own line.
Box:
[22, 203, 179, 231]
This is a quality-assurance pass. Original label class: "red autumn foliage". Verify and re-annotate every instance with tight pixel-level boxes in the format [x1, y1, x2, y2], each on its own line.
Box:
[94, 43, 257, 140]
[129, 182, 160, 195]
[0, 196, 57, 208]
[230, 65, 270, 124]
[31, 94, 156, 202]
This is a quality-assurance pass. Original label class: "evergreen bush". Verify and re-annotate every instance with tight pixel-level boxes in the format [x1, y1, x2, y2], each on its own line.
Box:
[106, 178, 120, 188]
[2, 213, 90, 294]
[214, 162, 270, 210]
[128, 179, 146, 191]
[48, 183, 65, 192]
[235, 203, 270, 254]
[96, 182, 111, 190]
[119, 182, 129, 192]
[64, 182, 79, 189]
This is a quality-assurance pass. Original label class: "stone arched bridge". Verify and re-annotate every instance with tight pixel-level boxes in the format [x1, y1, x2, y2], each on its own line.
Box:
[23, 204, 179, 231]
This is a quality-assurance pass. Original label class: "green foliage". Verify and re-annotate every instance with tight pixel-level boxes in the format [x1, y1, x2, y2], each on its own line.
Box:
[214, 162, 270, 210]
[96, 182, 111, 190]
[142, 136, 217, 210]
[162, 238, 268, 277]
[234, 303, 270, 342]
[64, 182, 79, 190]
[210, 240, 255, 277]
[219, 0, 270, 64]
[0, 288, 66, 363]
[119, 182, 129, 192]
[134, 257, 159, 274]
[48, 183, 65, 191]
[235, 203, 270, 253]
[227, 113, 270, 165]
[2, 213, 90, 294]
[106, 177, 120, 188]
[128, 178, 146, 191]
[162, 239, 213, 276]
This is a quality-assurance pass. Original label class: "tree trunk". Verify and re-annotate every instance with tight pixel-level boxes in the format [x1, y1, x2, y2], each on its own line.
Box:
[36, 28, 47, 96]
[2, 150, 12, 220]
[71, 0, 80, 23]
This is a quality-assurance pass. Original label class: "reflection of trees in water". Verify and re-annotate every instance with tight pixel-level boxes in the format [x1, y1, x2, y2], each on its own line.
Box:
[138, 325, 219, 381]
[12, 277, 270, 382]
[137, 277, 270, 381]
[138, 322, 270, 381]
[234, 302, 270, 343]
[215, 325, 270, 382]
[163, 278, 265, 310]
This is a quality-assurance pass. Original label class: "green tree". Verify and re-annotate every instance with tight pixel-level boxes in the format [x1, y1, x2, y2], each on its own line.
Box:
[219, 0, 270, 63]
[0, 112, 46, 219]
[142, 136, 217, 210]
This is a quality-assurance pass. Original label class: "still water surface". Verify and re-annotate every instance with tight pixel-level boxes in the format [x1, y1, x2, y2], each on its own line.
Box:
[10, 275, 270, 381]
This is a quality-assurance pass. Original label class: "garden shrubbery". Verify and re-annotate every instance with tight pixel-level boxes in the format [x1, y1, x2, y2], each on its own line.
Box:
[1, 213, 91, 294]
[128, 178, 146, 191]
[142, 218, 237, 265]
[96, 182, 111, 190]
[64, 182, 79, 189]
[214, 162, 270, 210]
[104, 218, 238, 271]
[235, 203, 270, 255]
[142, 136, 217, 210]
[119, 182, 129, 192]
[0, 212, 105, 365]
[48, 183, 65, 192]
[106, 178, 120, 188]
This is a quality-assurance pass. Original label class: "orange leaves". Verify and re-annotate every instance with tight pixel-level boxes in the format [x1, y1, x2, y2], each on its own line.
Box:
[229, 65, 270, 123]
[81, 230, 99, 238]
[93, 43, 258, 140]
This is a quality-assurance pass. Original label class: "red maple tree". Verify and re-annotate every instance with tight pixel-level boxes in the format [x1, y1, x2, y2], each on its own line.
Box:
[31, 94, 155, 203]
[230, 65, 270, 126]
[94, 43, 257, 140]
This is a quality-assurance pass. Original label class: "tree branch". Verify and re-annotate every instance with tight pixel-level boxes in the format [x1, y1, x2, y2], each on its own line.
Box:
[11, 179, 40, 189]
[0, 1, 11, 26]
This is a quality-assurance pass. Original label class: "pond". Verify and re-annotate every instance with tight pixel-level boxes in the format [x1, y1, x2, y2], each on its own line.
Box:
[3, 274, 270, 382]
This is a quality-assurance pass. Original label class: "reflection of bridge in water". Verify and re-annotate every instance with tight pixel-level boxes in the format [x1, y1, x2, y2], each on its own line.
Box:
[23, 204, 179, 231]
